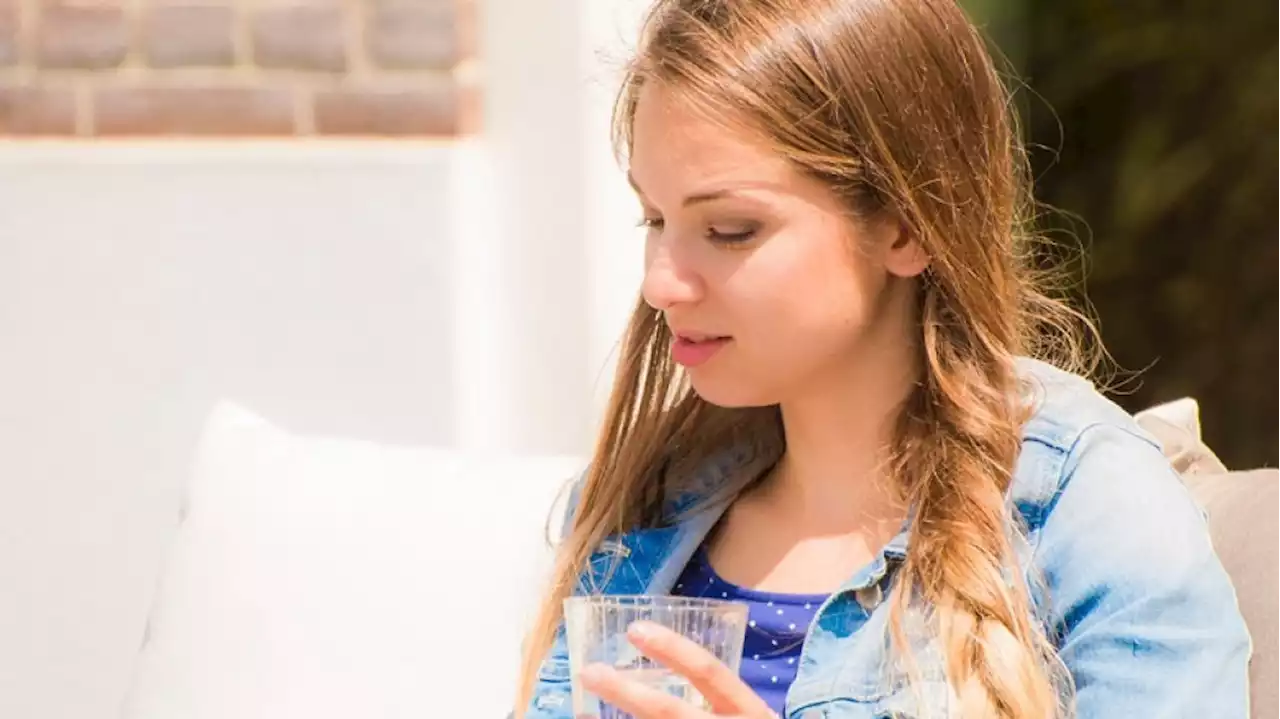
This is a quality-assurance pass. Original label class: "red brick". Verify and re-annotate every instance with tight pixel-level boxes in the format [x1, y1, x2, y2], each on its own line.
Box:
[37, 1, 128, 69]
[365, 0, 462, 69]
[142, 3, 234, 67]
[313, 82, 458, 136]
[0, 0, 18, 66]
[0, 85, 77, 135]
[94, 86, 296, 135]
[251, 3, 346, 72]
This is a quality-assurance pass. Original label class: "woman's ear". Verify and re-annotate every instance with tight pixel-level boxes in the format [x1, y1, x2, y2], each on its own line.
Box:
[882, 221, 930, 278]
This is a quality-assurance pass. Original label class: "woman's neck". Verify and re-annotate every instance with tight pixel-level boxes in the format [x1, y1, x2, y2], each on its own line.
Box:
[768, 329, 919, 529]
[707, 352, 918, 593]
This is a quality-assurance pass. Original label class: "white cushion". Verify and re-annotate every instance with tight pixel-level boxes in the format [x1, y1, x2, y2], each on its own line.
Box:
[1134, 397, 1229, 475]
[122, 402, 582, 719]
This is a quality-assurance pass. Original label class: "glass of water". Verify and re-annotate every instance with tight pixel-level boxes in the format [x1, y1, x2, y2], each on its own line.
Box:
[563, 595, 750, 718]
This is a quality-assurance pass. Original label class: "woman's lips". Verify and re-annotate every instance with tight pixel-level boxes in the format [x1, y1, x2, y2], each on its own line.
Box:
[671, 334, 731, 367]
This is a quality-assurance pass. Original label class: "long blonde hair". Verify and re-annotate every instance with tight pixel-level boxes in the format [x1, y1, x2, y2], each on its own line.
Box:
[517, 0, 1097, 716]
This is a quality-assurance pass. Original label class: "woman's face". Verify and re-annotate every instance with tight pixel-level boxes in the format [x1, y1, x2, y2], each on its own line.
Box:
[629, 84, 925, 408]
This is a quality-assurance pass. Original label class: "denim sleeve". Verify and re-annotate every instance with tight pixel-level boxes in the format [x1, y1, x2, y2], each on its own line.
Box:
[1034, 425, 1251, 718]
[519, 473, 588, 719]
[521, 626, 574, 718]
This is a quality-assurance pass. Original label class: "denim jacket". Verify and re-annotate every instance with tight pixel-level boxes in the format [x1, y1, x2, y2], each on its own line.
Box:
[525, 359, 1251, 718]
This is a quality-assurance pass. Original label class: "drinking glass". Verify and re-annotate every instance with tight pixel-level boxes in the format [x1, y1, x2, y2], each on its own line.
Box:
[563, 595, 750, 718]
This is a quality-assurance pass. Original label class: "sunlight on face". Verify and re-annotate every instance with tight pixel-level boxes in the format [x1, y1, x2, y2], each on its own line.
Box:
[628, 83, 903, 407]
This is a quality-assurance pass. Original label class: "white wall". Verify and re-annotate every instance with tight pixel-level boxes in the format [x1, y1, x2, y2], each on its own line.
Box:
[477, 0, 650, 451]
[0, 144, 463, 719]
[0, 4, 653, 716]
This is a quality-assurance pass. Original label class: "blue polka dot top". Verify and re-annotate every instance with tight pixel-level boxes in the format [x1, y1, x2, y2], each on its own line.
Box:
[670, 547, 829, 715]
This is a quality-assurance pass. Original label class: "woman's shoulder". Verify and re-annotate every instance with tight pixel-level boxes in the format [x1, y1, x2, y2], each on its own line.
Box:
[1007, 360, 1245, 650]
[1011, 360, 1230, 615]
[1014, 356, 1156, 453]
[1012, 361, 1249, 710]
[1010, 357, 1187, 534]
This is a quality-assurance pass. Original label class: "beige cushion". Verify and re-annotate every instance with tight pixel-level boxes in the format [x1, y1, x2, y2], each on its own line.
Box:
[1134, 398, 1229, 475]
[1184, 469, 1278, 719]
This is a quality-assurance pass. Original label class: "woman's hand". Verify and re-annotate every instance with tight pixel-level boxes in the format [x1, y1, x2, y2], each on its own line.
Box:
[579, 621, 778, 718]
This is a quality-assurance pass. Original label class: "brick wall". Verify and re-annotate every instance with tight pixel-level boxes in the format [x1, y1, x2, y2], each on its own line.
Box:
[0, 0, 477, 137]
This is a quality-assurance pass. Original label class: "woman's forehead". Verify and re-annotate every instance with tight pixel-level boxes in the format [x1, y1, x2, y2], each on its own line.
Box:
[630, 84, 792, 192]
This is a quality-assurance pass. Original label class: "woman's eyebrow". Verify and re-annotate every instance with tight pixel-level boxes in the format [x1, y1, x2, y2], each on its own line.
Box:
[627, 171, 764, 208]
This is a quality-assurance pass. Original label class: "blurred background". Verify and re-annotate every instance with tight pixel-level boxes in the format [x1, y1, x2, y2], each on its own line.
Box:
[0, 1, 1274, 718]
[970, 0, 1278, 469]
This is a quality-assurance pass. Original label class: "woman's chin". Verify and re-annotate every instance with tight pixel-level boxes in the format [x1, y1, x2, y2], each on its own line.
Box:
[687, 373, 776, 409]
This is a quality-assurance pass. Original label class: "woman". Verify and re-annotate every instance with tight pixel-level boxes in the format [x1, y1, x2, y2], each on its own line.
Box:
[516, 0, 1250, 717]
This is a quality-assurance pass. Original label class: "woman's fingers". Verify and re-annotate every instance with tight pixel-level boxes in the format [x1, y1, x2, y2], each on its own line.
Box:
[626, 622, 775, 716]
[579, 664, 706, 719]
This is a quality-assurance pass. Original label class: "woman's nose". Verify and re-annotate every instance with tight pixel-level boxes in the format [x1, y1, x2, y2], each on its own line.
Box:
[641, 244, 704, 311]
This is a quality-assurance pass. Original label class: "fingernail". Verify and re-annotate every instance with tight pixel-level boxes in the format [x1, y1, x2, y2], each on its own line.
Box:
[627, 621, 655, 641]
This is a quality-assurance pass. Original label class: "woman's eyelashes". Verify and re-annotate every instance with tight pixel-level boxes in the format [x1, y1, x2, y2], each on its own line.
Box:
[636, 216, 760, 245]
[705, 224, 758, 244]
[637, 216, 664, 232]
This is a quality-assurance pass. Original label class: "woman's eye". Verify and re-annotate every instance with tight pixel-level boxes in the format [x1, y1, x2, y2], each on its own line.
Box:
[706, 225, 758, 244]
[634, 216, 757, 244]
[637, 217, 664, 232]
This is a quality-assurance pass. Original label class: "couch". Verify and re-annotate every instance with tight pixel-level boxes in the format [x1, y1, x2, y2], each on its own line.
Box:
[117, 400, 1275, 718]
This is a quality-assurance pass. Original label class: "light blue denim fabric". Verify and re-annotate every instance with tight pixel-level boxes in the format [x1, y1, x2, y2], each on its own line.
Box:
[525, 359, 1251, 718]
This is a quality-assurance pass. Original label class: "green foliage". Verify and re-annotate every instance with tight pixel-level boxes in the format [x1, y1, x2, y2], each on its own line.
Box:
[971, 0, 1277, 467]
